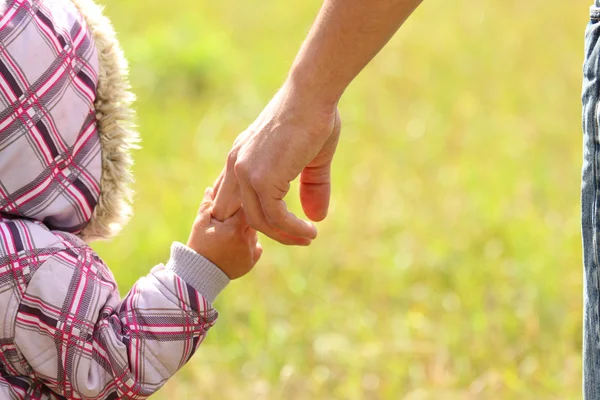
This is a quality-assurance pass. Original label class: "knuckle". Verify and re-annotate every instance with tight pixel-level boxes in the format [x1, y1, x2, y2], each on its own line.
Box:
[226, 149, 238, 167]
[232, 129, 249, 148]
[233, 158, 250, 180]
[247, 171, 266, 189]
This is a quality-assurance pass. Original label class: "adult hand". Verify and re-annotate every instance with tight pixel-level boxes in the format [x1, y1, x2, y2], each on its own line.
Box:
[210, 0, 422, 246]
[212, 82, 341, 246]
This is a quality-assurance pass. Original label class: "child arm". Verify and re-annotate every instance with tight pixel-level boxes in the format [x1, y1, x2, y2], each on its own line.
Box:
[12, 189, 260, 399]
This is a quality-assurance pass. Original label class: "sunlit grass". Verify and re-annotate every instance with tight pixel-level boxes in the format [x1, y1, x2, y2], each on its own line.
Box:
[94, 0, 587, 398]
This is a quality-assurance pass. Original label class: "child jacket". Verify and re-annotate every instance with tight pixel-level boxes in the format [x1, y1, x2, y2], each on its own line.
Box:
[0, 1, 229, 398]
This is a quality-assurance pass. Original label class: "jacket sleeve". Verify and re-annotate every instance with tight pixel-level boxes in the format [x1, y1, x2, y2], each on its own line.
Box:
[13, 242, 229, 400]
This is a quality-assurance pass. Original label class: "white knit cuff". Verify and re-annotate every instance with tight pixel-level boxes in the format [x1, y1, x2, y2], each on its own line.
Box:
[164, 242, 230, 303]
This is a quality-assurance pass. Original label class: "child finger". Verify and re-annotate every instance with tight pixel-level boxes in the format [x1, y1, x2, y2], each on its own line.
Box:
[245, 226, 258, 241]
[253, 242, 263, 264]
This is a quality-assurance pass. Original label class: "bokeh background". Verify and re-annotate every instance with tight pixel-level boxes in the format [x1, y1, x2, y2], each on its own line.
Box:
[95, 0, 587, 398]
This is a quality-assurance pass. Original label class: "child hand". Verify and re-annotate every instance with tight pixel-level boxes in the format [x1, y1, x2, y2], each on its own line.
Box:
[187, 188, 262, 279]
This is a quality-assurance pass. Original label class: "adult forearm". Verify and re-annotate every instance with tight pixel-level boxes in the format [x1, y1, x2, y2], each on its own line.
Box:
[213, 1, 423, 239]
[287, 0, 423, 108]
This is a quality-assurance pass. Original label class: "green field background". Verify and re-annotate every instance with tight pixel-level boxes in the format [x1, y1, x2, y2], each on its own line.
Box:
[93, 0, 588, 398]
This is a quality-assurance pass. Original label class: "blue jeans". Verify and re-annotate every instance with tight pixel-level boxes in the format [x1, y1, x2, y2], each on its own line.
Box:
[583, 2, 600, 398]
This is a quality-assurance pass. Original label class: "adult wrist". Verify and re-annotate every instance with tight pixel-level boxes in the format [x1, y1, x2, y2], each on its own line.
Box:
[284, 67, 341, 113]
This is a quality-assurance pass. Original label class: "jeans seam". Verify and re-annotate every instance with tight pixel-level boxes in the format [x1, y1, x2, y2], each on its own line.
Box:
[593, 94, 600, 355]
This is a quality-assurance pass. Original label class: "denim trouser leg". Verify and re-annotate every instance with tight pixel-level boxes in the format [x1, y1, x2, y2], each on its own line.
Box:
[583, 3, 600, 398]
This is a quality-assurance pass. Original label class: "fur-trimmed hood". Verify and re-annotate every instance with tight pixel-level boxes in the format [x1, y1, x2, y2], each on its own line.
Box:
[0, 0, 138, 242]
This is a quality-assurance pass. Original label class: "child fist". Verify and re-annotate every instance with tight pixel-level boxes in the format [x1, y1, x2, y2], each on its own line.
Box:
[187, 188, 262, 279]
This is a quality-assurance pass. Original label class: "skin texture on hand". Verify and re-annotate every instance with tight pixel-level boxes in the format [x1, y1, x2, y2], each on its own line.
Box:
[212, 87, 341, 246]
[211, 0, 423, 245]
[187, 188, 262, 280]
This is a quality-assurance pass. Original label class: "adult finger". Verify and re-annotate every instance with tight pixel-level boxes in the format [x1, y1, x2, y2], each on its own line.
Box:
[299, 112, 340, 222]
[237, 174, 312, 246]
[212, 154, 242, 221]
[222, 204, 248, 230]
[196, 187, 215, 224]
[212, 166, 226, 194]
[258, 192, 318, 239]
[300, 165, 331, 222]
[214, 128, 253, 196]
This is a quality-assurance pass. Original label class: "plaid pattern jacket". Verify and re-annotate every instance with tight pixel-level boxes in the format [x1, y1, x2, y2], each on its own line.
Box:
[0, 0, 230, 399]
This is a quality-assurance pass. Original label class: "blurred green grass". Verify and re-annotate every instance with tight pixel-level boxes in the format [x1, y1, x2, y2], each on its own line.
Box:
[93, 0, 587, 398]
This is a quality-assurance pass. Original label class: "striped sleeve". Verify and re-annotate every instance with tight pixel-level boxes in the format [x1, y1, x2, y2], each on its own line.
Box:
[12, 243, 228, 400]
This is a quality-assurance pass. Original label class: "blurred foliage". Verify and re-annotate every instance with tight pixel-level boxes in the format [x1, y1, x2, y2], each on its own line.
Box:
[94, 0, 588, 398]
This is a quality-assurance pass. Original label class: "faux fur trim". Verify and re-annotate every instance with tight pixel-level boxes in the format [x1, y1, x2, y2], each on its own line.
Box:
[70, 0, 139, 242]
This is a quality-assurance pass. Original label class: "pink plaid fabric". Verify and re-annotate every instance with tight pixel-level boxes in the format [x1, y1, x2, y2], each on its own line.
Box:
[0, 1, 224, 399]
[0, 218, 218, 400]
[0, 0, 102, 234]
